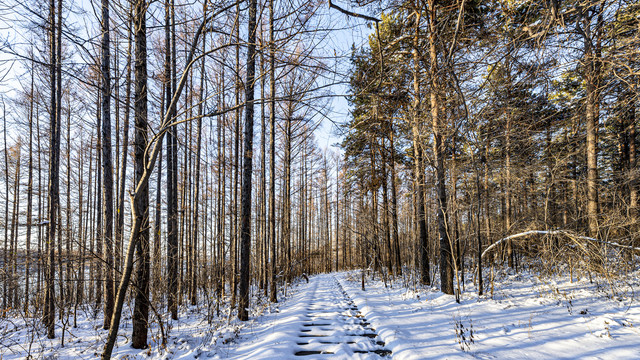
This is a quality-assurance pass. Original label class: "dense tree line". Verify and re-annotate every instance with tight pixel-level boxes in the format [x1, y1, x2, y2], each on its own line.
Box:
[343, 0, 639, 297]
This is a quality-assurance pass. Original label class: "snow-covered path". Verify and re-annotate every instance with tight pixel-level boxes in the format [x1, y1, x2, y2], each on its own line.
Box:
[224, 273, 391, 359]
[295, 275, 390, 357]
[228, 271, 640, 360]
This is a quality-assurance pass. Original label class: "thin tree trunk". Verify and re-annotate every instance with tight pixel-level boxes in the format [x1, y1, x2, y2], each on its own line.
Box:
[43, 0, 58, 338]
[476, 164, 483, 296]
[166, 0, 179, 320]
[10, 144, 21, 308]
[582, 7, 600, 238]
[411, 8, 429, 285]
[25, 67, 34, 314]
[381, 142, 393, 276]
[153, 95, 163, 302]
[268, 0, 277, 304]
[95, 86, 103, 310]
[115, 9, 132, 276]
[628, 91, 637, 216]
[260, 33, 267, 294]
[101, 0, 115, 329]
[76, 142, 85, 313]
[505, 115, 513, 268]
[191, 7, 207, 305]
[389, 130, 401, 276]
[55, 0, 63, 319]
[3, 98, 9, 313]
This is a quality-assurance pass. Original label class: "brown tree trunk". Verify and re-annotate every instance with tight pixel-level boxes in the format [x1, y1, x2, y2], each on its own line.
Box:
[389, 130, 402, 275]
[628, 92, 637, 216]
[166, 0, 179, 320]
[115, 10, 132, 275]
[2, 100, 9, 312]
[411, 8, 429, 286]
[581, 6, 600, 238]
[381, 140, 393, 276]
[43, 0, 59, 338]
[269, 0, 278, 303]
[505, 115, 513, 268]
[25, 68, 34, 314]
[100, 0, 115, 329]
[428, 0, 453, 295]
[131, 0, 150, 347]
[268, 0, 277, 303]
[238, 0, 257, 321]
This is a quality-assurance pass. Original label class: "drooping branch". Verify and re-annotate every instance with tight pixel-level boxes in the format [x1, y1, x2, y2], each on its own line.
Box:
[481, 230, 640, 260]
[328, 0, 380, 23]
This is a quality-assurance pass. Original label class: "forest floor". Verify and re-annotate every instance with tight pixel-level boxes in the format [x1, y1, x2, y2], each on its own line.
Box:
[1, 267, 639, 359]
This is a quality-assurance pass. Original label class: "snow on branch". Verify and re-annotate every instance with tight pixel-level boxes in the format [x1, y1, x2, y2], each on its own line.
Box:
[481, 230, 640, 259]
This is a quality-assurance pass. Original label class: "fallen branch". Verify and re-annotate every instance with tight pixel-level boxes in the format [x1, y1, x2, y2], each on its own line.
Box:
[481, 230, 640, 260]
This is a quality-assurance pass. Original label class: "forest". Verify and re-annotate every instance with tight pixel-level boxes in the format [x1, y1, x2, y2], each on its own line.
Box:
[0, 0, 639, 359]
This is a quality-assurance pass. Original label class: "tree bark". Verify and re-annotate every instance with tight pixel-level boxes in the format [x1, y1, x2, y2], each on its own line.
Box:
[581, 6, 600, 238]
[115, 5, 132, 278]
[268, 0, 278, 303]
[166, 0, 179, 321]
[100, 0, 115, 329]
[411, 8, 429, 285]
[43, 0, 59, 338]
[239, 0, 257, 321]
[427, 0, 454, 296]
[130, 0, 150, 348]
[25, 67, 34, 314]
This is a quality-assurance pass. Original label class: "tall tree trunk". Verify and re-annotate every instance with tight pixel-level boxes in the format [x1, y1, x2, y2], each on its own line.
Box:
[428, 0, 453, 296]
[628, 91, 637, 217]
[3, 98, 9, 313]
[283, 107, 292, 282]
[191, 6, 207, 305]
[43, 0, 59, 338]
[260, 38, 267, 294]
[476, 163, 483, 296]
[335, 158, 340, 272]
[153, 97, 163, 302]
[25, 67, 34, 314]
[381, 141, 393, 275]
[95, 86, 103, 310]
[411, 8, 429, 285]
[505, 115, 513, 268]
[268, 0, 277, 303]
[64, 103, 72, 311]
[166, 0, 179, 320]
[230, 1, 241, 310]
[115, 9, 132, 275]
[389, 130, 401, 275]
[76, 141, 85, 311]
[10, 144, 21, 308]
[582, 6, 600, 238]
[101, 0, 115, 329]
[56, 0, 63, 318]
[130, 0, 150, 347]
[238, 0, 257, 321]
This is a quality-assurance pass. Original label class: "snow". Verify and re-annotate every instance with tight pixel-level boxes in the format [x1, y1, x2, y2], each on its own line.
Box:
[338, 270, 640, 359]
[1, 268, 639, 359]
